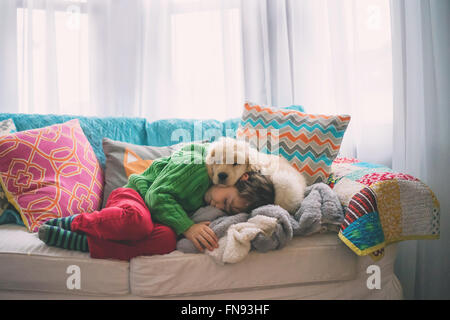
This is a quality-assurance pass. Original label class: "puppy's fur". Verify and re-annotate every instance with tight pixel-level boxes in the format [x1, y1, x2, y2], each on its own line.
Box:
[206, 137, 307, 214]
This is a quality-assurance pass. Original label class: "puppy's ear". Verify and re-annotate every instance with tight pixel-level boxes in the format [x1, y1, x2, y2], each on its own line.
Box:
[205, 148, 215, 165]
[240, 173, 249, 181]
[206, 163, 214, 178]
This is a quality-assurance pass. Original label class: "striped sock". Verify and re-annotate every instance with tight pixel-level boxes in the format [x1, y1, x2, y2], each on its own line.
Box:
[38, 224, 89, 252]
[44, 214, 79, 231]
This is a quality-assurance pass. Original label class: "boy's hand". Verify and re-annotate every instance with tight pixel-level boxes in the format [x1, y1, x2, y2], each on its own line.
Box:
[183, 222, 219, 252]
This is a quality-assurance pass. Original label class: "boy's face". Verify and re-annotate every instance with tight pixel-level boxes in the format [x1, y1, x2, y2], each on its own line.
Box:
[204, 185, 248, 215]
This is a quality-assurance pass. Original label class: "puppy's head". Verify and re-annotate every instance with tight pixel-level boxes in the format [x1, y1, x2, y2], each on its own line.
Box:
[206, 137, 259, 186]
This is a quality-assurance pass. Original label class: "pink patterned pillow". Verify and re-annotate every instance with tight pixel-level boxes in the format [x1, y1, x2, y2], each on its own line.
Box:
[0, 119, 104, 232]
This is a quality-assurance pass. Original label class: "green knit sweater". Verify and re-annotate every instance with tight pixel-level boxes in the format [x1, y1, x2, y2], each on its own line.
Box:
[123, 143, 211, 235]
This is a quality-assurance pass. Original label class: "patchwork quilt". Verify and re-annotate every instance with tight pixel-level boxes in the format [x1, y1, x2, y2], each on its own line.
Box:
[328, 157, 440, 260]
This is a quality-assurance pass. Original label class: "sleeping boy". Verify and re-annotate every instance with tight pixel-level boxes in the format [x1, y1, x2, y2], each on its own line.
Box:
[38, 143, 275, 261]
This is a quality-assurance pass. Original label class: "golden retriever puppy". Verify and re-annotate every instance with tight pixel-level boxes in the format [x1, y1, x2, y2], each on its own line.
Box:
[205, 137, 257, 186]
[206, 137, 306, 214]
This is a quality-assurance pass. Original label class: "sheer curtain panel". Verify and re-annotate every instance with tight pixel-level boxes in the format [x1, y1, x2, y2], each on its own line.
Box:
[390, 0, 450, 300]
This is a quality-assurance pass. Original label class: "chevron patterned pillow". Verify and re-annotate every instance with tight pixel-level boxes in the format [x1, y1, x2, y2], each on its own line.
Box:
[236, 102, 351, 185]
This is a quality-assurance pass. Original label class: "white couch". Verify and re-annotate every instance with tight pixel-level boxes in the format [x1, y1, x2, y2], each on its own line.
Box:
[0, 223, 402, 299]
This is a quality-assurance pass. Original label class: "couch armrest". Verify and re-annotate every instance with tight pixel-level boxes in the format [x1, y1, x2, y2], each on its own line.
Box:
[327, 157, 440, 260]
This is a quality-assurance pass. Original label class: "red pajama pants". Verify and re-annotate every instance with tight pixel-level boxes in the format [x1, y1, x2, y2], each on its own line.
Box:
[71, 188, 177, 261]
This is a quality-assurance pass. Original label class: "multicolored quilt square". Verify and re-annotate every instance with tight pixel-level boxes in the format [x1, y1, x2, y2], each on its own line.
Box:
[329, 157, 440, 260]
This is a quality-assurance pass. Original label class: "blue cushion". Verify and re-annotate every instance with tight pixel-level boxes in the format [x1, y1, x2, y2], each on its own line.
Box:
[145, 118, 241, 146]
[0, 114, 243, 167]
[0, 114, 148, 168]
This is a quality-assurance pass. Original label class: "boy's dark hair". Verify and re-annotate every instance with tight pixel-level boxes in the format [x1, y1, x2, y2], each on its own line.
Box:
[235, 171, 275, 212]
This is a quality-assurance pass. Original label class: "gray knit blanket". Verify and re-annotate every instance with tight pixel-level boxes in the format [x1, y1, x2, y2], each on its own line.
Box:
[176, 183, 345, 262]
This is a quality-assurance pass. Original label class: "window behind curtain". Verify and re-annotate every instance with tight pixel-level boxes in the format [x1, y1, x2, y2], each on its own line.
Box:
[15, 0, 244, 119]
[16, 0, 89, 114]
[170, 2, 244, 120]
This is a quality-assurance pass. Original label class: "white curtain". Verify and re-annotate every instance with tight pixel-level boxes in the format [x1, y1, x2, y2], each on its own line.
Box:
[0, 1, 19, 113]
[138, 0, 245, 121]
[1, 0, 246, 120]
[0, 0, 90, 115]
[390, 0, 450, 300]
[88, 0, 246, 120]
[242, 0, 394, 166]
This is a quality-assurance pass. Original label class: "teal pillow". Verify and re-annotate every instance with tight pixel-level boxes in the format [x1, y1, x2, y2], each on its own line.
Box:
[0, 208, 25, 226]
[283, 105, 305, 112]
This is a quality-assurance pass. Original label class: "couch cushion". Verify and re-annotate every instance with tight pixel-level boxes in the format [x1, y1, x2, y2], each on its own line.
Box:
[130, 232, 357, 297]
[0, 224, 129, 296]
